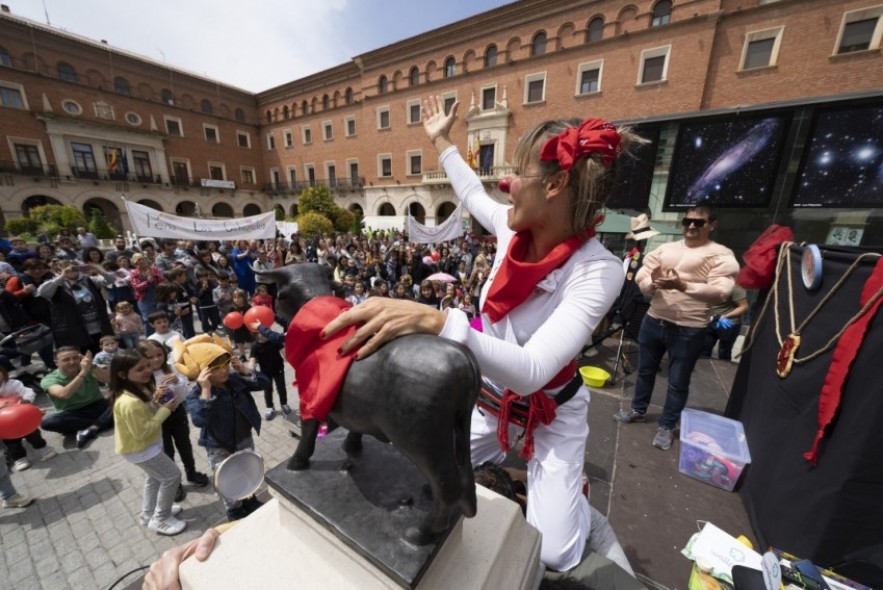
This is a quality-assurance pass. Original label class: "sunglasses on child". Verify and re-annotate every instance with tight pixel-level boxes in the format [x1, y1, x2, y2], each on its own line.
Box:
[681, 218, 708, 228]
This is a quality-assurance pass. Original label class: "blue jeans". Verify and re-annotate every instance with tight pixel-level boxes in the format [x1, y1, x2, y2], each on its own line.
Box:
[631, 315, 705, 430]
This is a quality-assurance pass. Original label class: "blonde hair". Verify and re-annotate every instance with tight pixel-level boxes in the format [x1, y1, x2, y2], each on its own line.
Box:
[513, 119, 647, 235]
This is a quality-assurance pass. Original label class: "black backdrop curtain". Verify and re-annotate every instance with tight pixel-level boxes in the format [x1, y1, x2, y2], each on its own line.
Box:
[726, 244, 883, 587]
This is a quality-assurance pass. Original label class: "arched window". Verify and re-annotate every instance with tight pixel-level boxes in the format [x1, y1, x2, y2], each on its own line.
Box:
[0, 46, 10, 67]
[235, 108, 245, 122]
[345, 87, 353, 104]
[322, 94, 330, 110]
[378, 75, 389, 94]
[587, 17, 604, 43]
[651, 0, 672, 26]
[160, 88, 174, 105]
[485, 45, 498, 67]
[409, 67, 420, 87]
[113, 76, 130, 95]
[283, 105, 289, 119]
[301, 100, 308, 115]
[444, 57, 456, 78]
[57, 61, 78, 83]
[531, 32, 547, 56]
[266, 110, 272, 123]
[200, 99, 213, 114]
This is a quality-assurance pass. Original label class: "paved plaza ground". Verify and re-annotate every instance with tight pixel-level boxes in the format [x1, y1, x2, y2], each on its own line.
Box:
[0, 336, 748, 590]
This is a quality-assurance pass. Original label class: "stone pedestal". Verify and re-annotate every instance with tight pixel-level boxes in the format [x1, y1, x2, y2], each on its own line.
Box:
[180, 430, 542, 589]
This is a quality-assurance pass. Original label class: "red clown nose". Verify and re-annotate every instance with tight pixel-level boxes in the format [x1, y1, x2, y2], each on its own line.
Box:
[498, 177, 512, 193]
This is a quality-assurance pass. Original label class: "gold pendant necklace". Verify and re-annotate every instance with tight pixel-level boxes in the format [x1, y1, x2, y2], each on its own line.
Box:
[771, 245, 882, 378]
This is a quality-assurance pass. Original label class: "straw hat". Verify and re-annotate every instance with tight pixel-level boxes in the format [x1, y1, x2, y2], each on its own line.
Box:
[625, 214, 660, 241]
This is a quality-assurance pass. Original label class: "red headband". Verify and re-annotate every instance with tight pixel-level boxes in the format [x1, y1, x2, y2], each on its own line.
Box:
[539, 119, 621, 171]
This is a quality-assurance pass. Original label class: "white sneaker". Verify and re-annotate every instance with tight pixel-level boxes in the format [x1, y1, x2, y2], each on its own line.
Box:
[147, 514, 187, 536]
[41, 447, 57, 461]
[12, 458, 31, 472]
[2, 493, 34, 509]
[140, 504, 183, 526]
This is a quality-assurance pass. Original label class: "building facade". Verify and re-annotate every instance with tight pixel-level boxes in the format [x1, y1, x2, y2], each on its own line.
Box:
[1, 0, 881, 252]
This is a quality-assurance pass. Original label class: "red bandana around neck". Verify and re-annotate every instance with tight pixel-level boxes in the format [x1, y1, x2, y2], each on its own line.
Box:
[482, 231, 590, 324]
[284, 296, 357, 422]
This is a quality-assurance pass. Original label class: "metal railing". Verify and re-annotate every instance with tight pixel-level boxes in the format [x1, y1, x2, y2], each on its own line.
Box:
[0, 160, 58, 178]
[263, 176, 366, 194]
[422, 164, 515, 184]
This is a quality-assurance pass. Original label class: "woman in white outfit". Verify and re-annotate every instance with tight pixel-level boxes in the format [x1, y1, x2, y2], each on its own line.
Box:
[325, 96, 639, 572]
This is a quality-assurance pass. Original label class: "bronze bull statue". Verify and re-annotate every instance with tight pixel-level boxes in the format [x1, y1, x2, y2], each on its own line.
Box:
[258, 263, 480, 544]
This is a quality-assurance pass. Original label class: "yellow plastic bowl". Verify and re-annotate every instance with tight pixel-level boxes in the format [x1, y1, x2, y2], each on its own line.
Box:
[579, 366, 611, 388]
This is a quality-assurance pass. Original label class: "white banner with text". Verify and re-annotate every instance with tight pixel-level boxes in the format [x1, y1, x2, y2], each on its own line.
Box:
[124, 200, 276, 241]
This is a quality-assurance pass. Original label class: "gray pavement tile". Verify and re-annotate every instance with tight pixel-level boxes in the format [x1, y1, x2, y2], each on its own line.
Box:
[39, 571, 70, 590]
[65, 567, 97, 589]
[8, 558, 36, 585]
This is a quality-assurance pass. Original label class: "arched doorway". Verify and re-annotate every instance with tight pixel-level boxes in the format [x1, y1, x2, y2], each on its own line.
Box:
[273, 204, 285, 220]
[378, 203, 396, 216]
[349, 204, 364, 217]
[289, 204, 299, 218]
[436, 201, 458, 224]
[212, 203, 234, 218]
[243, 204, 262, 217]
[176, 201, 197, 216]
[83, 197, 122, 232]
[408, 202, 426, 224]
[22, 195, 62, 216]
[137, 200, 163, 211]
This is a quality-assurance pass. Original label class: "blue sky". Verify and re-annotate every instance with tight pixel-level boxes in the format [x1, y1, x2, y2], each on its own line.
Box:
[7, 0, 513, 92]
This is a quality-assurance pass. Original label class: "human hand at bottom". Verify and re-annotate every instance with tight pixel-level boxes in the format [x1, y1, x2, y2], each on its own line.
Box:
[321, 297, 447, 360]
[142, 526, 223, 590]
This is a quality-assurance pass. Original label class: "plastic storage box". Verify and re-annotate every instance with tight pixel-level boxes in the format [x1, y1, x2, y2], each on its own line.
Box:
[679, 409, 751, 491]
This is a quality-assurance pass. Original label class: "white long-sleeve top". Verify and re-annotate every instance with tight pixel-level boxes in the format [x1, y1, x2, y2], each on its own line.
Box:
[437, 146, 624, 396]
[0, 378, 37, 403]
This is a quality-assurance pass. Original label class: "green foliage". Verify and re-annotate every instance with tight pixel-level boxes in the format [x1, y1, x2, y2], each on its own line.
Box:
[296, 211, 334, 236]
[274, 205, 286, 221]
[298, 185, 336, 218]
[332, 208, 355, 233]
[88, 209, 117, 239]
[28, 204, 87, 237]
[6, 217, 38, 237]
[350, 209, 364, 234]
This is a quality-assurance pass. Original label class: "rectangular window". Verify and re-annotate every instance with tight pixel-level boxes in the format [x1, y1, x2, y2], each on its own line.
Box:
[408, 100, 421, 125]
[284, 130, 293, 148]
[345, 117, 356, 137]
[204, 125, 219, 143]
[408, 152, 422, 176]
[576, 60, 603, 95]
[482, 87, 496, 110]
[267, 134, 276, 150]
[171, 160, 189, 185]
[241, 168, 255, 185]
[72, 142, 97, 176]
[836, 7, 883, 54]
[288, 167, 297, 186]
[524, 73, 546, 104]
[237, 131, 251, 148]
[14, 143, 42, 174]
[379, 155, 392, 177]
[323, 121, 333, 141]
[443, 94, 456, 115]
[303, 126, 312, 145]
[305, 165, 316, 186]
[327, 164, 337, 187]
[348, 161, 360, 184]
[741, 27, 783, 70]
[638, 46, 671, 84]
[165, 117, 183, 137]
[209, 164, 225, 181]
[377, 107, 390, 130]
[0, 84, 25, 109]
[132, 150, 152, 180]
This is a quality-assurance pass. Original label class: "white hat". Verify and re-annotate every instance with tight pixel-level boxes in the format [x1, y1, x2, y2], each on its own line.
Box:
[625, 214, 660, 241]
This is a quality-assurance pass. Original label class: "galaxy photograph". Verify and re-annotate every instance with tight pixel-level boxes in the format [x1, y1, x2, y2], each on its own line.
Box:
[792, 103, 883, 208]
[664, 115, 788, 209]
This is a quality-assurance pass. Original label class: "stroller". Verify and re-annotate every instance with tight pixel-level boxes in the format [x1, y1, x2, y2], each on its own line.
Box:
[0, 324, 54, 393]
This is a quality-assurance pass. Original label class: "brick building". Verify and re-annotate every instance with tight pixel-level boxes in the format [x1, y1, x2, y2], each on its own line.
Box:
[1, 0, 881, 251]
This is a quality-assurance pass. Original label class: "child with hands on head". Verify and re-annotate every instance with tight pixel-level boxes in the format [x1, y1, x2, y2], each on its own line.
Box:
[109, 350, 186, 536]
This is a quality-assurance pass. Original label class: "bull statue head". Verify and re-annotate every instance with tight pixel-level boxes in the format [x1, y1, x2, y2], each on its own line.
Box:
[253, 263, 344, 323]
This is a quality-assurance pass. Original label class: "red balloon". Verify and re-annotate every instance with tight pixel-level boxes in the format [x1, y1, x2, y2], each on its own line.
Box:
[431, 251, 441, 262]
[0, 404, 43, 439]
[244, 306, 274, 332]
[223, 311, 244, 330]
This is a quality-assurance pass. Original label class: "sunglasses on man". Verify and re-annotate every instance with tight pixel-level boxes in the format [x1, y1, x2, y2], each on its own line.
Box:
[681, 218, 707, 228]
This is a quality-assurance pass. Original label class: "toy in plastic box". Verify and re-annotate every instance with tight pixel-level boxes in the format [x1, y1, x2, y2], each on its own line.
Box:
[679, 409, 751, 491]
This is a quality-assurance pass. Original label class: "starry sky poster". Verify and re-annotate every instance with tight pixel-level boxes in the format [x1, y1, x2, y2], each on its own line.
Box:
[664, 115, 788, 209]
[608, 124, 660, 211]
[792, 103, 883, 208]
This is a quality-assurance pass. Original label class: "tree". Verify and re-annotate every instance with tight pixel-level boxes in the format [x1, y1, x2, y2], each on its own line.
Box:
[6, 217, 38, 237]
[296, 211, 334, 236]
[332, 208, 355, 233]
[298, 185, 336, 219]
[88, 208, 117, 239]
[28, 204, 87, 238]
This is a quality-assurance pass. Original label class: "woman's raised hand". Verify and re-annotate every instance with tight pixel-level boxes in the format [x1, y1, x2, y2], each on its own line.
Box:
[422, 95, 458, 147]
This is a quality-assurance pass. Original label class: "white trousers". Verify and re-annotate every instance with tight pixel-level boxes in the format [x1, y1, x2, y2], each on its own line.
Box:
[471, 387, 592, 572]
